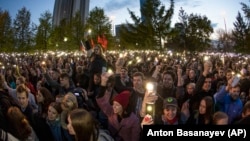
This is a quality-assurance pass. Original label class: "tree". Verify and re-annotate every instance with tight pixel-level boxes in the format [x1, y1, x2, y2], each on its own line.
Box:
[35, 11, 52, 51]
[13, 7, 33, 51]
[232, 12, 249, 53]
[0, 9, 14, 52]
[169, 8, 213, 52]
[120, 0, 174, 50]
[85, 7, 112, 49]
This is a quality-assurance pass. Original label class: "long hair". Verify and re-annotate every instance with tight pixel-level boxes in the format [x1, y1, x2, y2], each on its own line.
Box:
[69, 108, 98, 141]
[201, 96, 214, 123]
[7, 106, 32, 140]
[38, 87, 55, 117]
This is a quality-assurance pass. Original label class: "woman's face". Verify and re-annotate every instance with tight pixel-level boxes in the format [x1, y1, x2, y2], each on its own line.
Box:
[113, 101, 123, 115]
[163, 106, 177, 120]
[199, 99, 206, 114]
[36, 91, 44, 103]
[67, 116, 76, 135]
[47, 106, 59, 121]
[61, 95, 74, 111]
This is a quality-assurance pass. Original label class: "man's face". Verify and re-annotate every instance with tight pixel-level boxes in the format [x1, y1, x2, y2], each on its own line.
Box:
[17, 91, 29, 109]
[202, 78, 212, 92]
[229, 87, 240, 100]
[60, 77, 69, 87]
[162, 74, 174, 88]
[120, 69, 128, 78]
[133, 76, 143, 89]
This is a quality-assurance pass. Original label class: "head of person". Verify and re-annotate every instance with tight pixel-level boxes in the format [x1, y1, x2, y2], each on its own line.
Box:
[113, 90, 131, 116]
[93, 73, 101, 85]
[242, 101, 250, 118]
[202, 73, 213, 92]
[93, 44, 104, 55]
[59, 73, 70, 88]
[36, 87, 54, 104]
[186, 83, 196, 95]
[61, 92, 78, 111]
[16, 84, 29, 109]
[226, 69, 233, 81]
[229, 84, 241, 101]
[188, 69, 196, 80]
[47, 102, 62, 121]
[120, 67, 128, 79]
[199, 96, 214, 116]
[7, 106, 32, 140]
[67, 108, 98, 141]
[162, 70, 176, 88]
[52, 68, 60, 80]
[16, 76, 26, 86]
[213, 111, 228, 125]
[162, 97, 179, 121]
[132, 72, 144, 90]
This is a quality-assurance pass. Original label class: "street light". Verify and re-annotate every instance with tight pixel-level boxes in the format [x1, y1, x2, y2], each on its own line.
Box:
[88, 29, 92, 35]
[64, 37, 68, 42]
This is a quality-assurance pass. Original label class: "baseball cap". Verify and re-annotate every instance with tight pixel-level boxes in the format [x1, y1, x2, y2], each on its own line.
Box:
[163, 97, 178, 108]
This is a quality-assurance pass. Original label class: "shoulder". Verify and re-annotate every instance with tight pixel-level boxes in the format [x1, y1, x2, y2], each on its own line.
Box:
[98, 129, 114, 141]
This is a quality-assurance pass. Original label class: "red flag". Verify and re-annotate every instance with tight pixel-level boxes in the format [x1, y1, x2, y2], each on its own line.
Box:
[97, 35, 103, 44]
[102, 35, 108, 51]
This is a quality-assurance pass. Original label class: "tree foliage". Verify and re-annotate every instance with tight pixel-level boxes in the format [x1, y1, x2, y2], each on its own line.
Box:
[232, 12, 249, 53]
[120, 0, 174, 50]
[168, 8, 213, 52]
[0, 9, 14, 52]
[13, 7, 33, 51]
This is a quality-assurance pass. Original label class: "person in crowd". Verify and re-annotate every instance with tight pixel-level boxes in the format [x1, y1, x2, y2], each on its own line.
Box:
[96, 72, 141, 141]
[16, 84, 38, 122]
[47, 102, 73, 141]
[128, 72, 147, 121]
[212, 111, 228, 125]
[234, 101, 250, 124]
[189, 60, 215, 114]
[88, 45, 107, 92]
[36, 87, 55, 118]
[214, 78, 243, 124]
[6, 106, 39, 141]
[60, 92, 79, 132]
[183, 69, 198, 88]
[0, 74, 19, 131]
[141, 97, 186, 126]
[186, 96, 214, 125]
[114, 67, 133, 93]
[67, 108, 114, 141]
[0, 128, 20, 141]
[4, 75, 38, 111]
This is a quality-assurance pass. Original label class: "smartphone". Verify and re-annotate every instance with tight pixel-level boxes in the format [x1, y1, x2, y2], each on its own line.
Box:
[231, 76, 240, 87]
[146, 102, 155, 119]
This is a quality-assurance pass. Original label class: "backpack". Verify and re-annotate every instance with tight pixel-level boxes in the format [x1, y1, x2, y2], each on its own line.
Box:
[98, 129, 115, 141]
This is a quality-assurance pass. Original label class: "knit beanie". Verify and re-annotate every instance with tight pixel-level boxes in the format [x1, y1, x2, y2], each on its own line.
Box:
[113, 90, 131, 109]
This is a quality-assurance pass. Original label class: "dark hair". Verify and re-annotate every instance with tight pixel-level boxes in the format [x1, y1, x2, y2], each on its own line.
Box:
[68, 109, 98, 141]
[7, 106, 32, 140]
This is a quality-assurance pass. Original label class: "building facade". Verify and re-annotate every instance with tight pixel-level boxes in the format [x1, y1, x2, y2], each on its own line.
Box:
[53, 0, 90, 26]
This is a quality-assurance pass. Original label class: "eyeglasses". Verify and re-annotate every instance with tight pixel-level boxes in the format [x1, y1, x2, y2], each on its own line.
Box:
[204, 81, 212, 83]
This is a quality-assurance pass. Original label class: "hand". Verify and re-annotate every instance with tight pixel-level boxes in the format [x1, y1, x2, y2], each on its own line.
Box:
[141, 114, 154, 128]
[144, 91, 158, 103]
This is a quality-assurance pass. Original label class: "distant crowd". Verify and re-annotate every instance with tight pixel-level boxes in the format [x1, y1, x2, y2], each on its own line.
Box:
[0, 46, 250, 141]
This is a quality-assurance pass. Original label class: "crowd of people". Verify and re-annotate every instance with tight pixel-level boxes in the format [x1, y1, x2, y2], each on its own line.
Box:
[0, 45, 250, 141]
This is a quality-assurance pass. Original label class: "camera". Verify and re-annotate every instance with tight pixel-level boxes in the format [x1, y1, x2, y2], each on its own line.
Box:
[146, 102, 155, 119]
